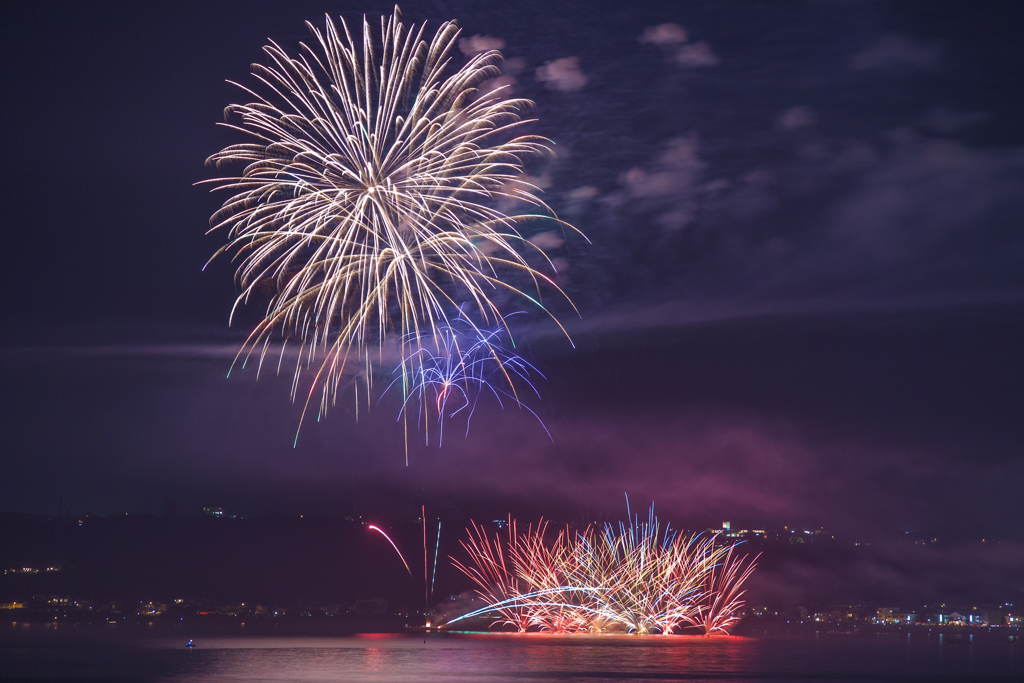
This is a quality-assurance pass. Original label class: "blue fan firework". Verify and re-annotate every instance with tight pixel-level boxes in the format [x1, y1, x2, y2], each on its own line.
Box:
[384, 310, 550, 446]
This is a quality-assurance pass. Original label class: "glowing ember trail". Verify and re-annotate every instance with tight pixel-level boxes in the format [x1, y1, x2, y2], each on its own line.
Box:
[431, 520, 442, 600]
[368, 525, 413, 578]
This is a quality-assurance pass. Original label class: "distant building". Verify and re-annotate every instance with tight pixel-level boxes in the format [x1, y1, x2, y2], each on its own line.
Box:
[967, 609, 990, 626]
[139, 602, 166, 616]
[875, 608, 894, 623]
[873, 607, 916, 624]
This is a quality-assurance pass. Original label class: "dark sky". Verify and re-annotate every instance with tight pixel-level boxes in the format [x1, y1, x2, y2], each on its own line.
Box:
[2, 0, 1023, 573]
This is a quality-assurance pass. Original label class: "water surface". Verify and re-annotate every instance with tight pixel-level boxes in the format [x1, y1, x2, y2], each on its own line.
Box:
[1, 631, 1021, 681]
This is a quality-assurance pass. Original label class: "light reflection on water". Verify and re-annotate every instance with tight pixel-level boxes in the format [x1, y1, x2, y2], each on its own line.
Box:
[1, 632, 1021, 682]
[158, 634, 761, 682]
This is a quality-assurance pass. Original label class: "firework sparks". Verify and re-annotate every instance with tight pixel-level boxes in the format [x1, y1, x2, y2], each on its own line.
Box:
[447, 506, 758, 635]
[684, 542, 759, 635]
[202, 6, 581, 433]
[384, 309, 549, 446]
[451, 518, 533, 631]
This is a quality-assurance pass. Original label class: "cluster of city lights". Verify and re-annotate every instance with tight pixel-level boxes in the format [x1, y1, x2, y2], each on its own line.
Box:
[448, 506, 757, 635]
[3, 567, 59, 575]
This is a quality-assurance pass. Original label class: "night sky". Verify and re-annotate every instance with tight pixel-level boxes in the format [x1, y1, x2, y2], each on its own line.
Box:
[2, 1, 1023, 600]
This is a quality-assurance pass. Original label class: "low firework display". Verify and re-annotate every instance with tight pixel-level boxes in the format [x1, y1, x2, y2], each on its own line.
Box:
[448, 507, 757, 635]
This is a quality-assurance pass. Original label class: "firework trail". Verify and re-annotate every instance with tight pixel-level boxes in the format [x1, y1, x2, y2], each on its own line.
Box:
[202, 6, 581, 434]
[368, 525, 413, 578]
[447, 505, 758, 635]
[384, 309, 549, 446]
[431, 520, 441, 601]
[423, 505, 429, 610]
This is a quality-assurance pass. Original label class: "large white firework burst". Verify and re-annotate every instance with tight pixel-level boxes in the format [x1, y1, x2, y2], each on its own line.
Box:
[203, 6, 579, 432]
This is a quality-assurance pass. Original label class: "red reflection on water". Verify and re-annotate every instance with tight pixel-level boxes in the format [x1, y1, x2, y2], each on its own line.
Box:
[360, 646, 387, 671]
[447, 631, 752, 645]
[429, 632, 759, 676]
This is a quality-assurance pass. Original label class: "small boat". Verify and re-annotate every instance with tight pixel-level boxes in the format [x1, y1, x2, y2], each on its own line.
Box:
[186, 640, 195, 648]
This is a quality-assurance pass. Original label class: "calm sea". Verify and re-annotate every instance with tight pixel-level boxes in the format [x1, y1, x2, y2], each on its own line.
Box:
[1, 631, 1021, 682]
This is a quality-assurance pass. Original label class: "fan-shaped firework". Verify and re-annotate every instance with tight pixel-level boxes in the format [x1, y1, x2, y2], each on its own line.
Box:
[684, 542, 758, 635]
[447, 506, 759, 635]
[203, 6, 579, 429]
[451, 519, 534, 632]
[383, 310, 549, 446]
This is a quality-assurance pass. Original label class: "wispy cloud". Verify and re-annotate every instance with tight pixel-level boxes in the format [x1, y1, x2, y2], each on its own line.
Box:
[673, 42, 719, 68]
[639, 22, 719, 68]
[458, 34, 506, 56]
[638, 23, 689, 47]
[607, 134, 705, 231]
[555, 289, 1024, 341]
[776, 105, 817, 131]
[852, 34, 941, 71]
[535, 56, 588, 92]
[922, 107, 990, 134]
